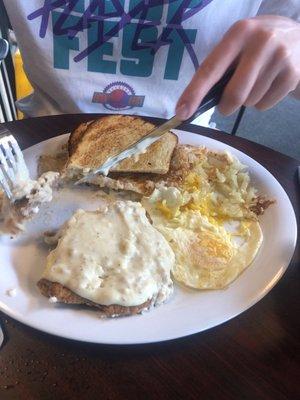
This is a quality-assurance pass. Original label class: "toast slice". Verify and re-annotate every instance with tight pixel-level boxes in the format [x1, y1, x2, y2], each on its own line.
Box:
[88, 145, 206, 195]
[68, 120, 94, 155]
[66, 115, 178, 175]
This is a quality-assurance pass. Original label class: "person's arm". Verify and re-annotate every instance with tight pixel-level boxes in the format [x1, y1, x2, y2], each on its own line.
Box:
[176, 15, 300, 119]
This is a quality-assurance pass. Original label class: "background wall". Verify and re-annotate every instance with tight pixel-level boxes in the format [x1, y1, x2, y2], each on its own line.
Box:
[212, 97, 300, 160]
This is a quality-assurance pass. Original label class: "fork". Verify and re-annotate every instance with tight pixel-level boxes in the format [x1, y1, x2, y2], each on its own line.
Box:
[0, 126, 29, 200]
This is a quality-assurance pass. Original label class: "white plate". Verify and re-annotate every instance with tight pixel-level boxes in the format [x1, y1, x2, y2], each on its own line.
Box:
[0, 131, 297, 344]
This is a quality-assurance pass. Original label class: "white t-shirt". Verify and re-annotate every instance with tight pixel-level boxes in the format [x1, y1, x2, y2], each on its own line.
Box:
[4, 0, 300, 119]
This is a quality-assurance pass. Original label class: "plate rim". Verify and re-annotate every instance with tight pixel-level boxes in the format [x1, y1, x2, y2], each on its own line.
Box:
[0, 131, 297, 345]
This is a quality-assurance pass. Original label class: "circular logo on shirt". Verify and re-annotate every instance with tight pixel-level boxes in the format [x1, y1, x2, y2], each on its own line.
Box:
[92, 81, 145, 111]
[103, 81, 134, 110]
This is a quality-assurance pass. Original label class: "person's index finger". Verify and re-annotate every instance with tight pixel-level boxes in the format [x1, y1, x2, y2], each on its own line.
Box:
[192, 30, 243, 88]
[176, 23, 245, 120]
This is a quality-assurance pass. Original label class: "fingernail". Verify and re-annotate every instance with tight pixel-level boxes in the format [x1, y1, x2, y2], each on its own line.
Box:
[175, 103, 190, 120]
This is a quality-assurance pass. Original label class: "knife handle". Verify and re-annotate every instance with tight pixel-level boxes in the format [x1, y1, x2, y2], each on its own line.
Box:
[184, 69, 235, 124]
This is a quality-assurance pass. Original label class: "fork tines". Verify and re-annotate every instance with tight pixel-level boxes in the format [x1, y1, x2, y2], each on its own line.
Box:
[0, 134, 29, 200]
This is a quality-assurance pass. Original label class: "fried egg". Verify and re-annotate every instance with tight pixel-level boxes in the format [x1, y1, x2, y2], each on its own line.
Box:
[142, 182, 263, 290]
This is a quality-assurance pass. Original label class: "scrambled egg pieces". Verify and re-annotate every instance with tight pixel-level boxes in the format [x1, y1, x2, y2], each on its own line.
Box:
[142, 150, 263, 289]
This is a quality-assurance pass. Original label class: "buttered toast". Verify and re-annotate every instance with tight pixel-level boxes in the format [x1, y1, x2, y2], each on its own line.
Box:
[66, 115, 178, 175]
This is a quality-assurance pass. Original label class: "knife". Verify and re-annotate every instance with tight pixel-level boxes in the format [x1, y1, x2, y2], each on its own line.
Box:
[76, 69, 235, 184]
[0, 323, 4, 350]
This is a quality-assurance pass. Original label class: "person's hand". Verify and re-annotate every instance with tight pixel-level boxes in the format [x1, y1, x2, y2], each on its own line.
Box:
[176, 15, 300, 120]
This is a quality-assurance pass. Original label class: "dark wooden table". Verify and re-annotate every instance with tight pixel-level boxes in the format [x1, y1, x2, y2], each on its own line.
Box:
[0, 114, 299, 400]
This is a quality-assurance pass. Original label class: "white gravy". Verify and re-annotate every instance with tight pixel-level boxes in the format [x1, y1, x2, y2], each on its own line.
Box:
[43, 201, 175, 307]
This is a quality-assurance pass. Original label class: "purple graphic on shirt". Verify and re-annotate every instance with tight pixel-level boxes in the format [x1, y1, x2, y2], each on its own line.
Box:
[28, 0, 214, 70]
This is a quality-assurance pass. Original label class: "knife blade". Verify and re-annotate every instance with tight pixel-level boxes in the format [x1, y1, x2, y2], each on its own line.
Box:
[0, 323, 4, 350]
[76, 69, 235, 184]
